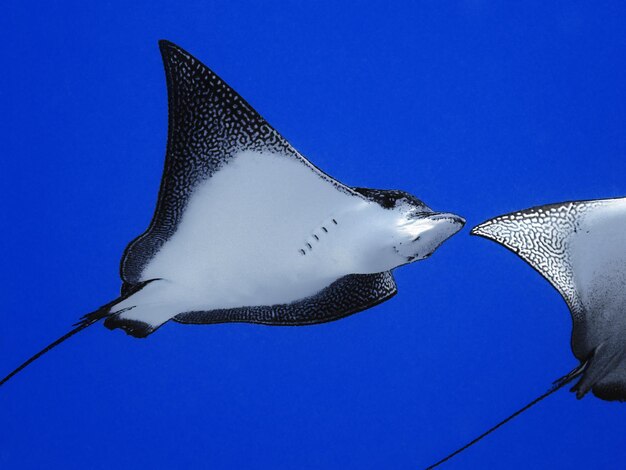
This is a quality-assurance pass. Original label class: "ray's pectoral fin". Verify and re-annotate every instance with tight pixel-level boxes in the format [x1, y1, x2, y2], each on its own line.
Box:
[105, 280, 175, 338]
[174, 272, 397, 326]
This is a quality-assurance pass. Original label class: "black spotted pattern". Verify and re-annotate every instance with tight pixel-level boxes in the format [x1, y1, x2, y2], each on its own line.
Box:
[353, 187, 430, 211]
[472, 201, 601, 320]
[173, 272, 397, 326]
[121, 40, 356, 284]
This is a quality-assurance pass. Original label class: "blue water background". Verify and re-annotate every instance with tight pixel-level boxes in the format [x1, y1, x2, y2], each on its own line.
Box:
[2, 1, 626, 468]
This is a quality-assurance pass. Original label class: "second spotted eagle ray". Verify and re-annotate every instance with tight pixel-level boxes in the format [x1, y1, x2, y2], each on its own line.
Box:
[428, 196, 626, 468]
[1, 41, 464, 386]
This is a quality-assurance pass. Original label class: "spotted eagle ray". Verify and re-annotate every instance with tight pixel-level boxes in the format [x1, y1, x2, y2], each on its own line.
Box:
[0, 40, 465, 386]
[428, 196, 626, 469]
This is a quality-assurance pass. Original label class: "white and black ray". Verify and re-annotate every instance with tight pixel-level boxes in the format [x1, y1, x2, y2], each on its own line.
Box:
[1, 41, 464, 386]
[427, 196, 626, 469]
[472, 197, 626, 401]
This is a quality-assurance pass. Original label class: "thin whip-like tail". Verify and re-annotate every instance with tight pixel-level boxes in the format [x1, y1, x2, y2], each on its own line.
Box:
[0, 281, 154, 387]
[425, 364, 586, 469]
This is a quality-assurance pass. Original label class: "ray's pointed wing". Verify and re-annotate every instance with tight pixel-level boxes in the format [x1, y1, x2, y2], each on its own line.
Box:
[472, 197, 626, 400]
[121, 40, 359, 285]
[471, 201, 590, 318]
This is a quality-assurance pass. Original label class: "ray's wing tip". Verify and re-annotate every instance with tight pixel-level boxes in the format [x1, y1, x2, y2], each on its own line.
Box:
[158, 39, 192, 60]
[469, 224, 482, 236]
[469, 219, 495, 238]
[158, 39, 178, 51]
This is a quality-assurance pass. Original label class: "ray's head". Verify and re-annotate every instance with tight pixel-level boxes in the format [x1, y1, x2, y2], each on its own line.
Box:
[353, 188, 465, 268]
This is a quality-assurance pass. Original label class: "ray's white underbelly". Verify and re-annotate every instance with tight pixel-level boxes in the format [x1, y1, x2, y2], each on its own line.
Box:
[137, 150, 382, 309]
[140, 211, 367, 309]
[142, 241, 347, 310]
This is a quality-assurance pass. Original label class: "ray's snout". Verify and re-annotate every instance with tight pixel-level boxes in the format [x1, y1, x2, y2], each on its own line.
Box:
[423, 211, 465, 242]
[411, 212, 465, 259]
[428, 212, 466, 232]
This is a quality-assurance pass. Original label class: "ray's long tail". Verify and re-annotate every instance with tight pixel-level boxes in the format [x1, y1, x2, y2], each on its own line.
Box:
[0, 310, 109, 387]
[425, 364, 586, 469]
[0, 281, 156, 388]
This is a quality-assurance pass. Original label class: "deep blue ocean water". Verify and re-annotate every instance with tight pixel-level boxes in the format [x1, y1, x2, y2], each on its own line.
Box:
[2, 1, 625, 469]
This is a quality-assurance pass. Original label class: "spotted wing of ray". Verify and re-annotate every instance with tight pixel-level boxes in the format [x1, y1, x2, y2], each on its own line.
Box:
[472, 197, 626, 401]
[173, 272, 397, 327]
[120, 40, 361, 287]
[110, 41, 400, 337]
